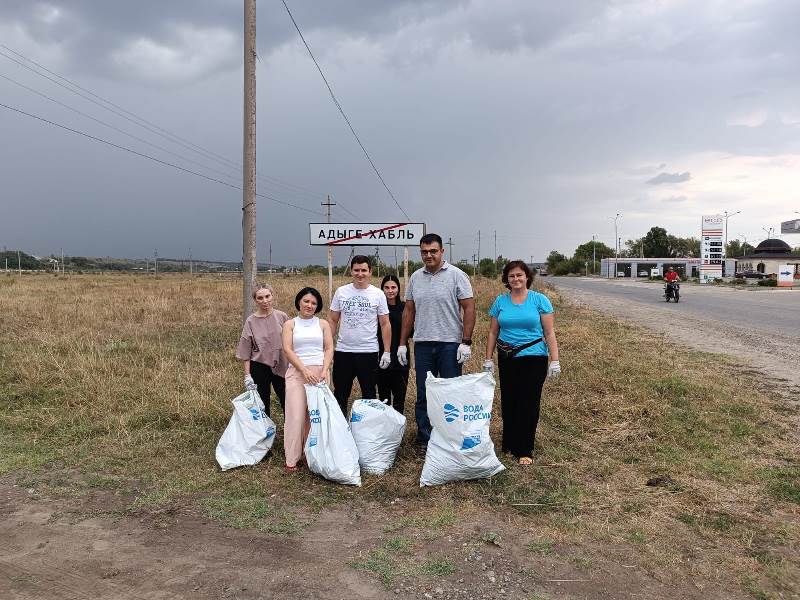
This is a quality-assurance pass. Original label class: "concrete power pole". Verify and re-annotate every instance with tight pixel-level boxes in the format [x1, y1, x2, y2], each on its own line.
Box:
[477, 230, 481, 275]
[322, 196, 336, 303]
[17, 250, 21, 275]
[154, 249, 158, 276]
[242, 0, 258, 322]
[447, 237, 454, 263]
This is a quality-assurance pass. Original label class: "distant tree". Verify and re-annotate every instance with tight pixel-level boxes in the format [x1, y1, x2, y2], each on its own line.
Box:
[546, 250, 567, 271]
[0, 251, 43, 270]
[725, 240, 756, 257]
[641, 227, 674, 257]
[672, 236, 700, 258]
[479, 257, 496, 278]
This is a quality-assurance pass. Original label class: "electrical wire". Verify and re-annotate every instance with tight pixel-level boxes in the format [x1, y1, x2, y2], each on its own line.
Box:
[0, 101, 325, 216]
[0, 44, 330, 207]
[280, 0, 412, 222]
[0, 71, 242, 188]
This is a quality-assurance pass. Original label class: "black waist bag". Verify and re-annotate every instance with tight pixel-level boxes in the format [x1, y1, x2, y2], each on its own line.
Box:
[496, 337, 543, 359]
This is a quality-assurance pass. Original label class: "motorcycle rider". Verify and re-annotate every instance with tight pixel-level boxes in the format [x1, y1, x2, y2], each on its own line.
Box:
[664, 267, 680, 300]
[664, 267, 680, 283]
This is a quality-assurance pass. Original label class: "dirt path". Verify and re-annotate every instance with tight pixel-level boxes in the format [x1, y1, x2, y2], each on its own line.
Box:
[1, 480, 756, 600]
[553, 279, 800, 399]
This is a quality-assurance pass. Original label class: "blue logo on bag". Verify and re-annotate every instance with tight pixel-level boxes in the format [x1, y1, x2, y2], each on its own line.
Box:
[308, 436, 317, 448]
[265, 425, 276, 439]
[249, 407, 262, 421]
[309, 408, 321, 424]
[444, 403, 460, 423]
[350, 411, 363, 422]
[461, 434, 481, 450]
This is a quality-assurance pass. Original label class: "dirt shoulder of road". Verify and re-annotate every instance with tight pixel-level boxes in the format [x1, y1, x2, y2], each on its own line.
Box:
[554, 281, 800, 399]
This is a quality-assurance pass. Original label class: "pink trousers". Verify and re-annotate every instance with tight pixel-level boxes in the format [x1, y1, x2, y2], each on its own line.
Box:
[283, 364, 322, 467]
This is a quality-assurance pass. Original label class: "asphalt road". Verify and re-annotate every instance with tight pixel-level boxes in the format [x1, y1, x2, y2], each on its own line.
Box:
[551, 277, 800, 340]
[550, 277, 800, 393]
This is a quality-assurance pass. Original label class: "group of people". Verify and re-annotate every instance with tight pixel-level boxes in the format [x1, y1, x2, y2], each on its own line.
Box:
[235, 233, 561, 472]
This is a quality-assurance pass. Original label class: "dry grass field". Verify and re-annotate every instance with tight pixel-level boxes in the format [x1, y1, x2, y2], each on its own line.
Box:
[1, 272, 798, 599]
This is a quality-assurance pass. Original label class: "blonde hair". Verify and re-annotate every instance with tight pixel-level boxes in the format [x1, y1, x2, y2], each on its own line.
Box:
[252, 283, 274, 299]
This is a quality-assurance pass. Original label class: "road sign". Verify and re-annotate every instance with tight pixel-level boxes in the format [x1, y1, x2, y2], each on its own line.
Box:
[781, 219, 800, 234]
[700, 214, 724, 283]
[309, 223, 425, 246]
[778, 265, 794, 287]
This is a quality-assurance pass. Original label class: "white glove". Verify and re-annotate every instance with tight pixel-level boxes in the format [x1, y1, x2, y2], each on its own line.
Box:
[482, 359, 494, 374]
[244, 374, 257, 390]
[457, 343, 472, 364]
[548, 360, 561, 379]
[397, 345, 408, 367]
[379, 352, 391, 369]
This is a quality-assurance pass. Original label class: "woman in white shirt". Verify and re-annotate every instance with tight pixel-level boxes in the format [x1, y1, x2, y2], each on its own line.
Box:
[281, 287, 334, 473]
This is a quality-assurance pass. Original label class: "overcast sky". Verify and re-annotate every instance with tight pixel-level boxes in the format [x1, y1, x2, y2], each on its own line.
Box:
[2, 0, 799, 265]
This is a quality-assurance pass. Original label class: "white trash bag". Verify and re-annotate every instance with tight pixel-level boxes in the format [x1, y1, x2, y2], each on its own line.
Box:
[216, 390, 276, 471]
[304, 383, 361, 486]
[350, 399, 406, 475]
[420, 372, 505, 487]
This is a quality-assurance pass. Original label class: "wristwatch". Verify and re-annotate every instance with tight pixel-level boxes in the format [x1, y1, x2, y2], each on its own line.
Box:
[461, 338, 472, 346]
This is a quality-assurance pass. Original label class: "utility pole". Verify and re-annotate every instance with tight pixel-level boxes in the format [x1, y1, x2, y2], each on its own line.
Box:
[17, 250, 21, 275]
[154, 249, 158, 276]
[447, 237, 454, 263]
[268, 243, 272, 269]
[592, 235, 596, 275]
[242, 0, 258, 322]
[472, 254, 477, 277]
[613, 213, 621, 277]
[322, 196, 336, 304]
[493, 230, 497, 262]
[477, 230, 481, 275]
[189, 248, 193, 276]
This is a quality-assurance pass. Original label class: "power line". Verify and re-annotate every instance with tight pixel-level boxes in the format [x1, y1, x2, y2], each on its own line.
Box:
[0, 44, 329, 208]
[0, 101, 324, 216]
[0, 71, 242, 188]
[280, 0, 412, 222]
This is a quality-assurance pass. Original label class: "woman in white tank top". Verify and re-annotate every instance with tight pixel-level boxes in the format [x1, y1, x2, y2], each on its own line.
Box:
[281, 287, 334, 472]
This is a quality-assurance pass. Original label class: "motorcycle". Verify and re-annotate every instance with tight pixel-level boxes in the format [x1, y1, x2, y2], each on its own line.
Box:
[664, 281, 680, 303]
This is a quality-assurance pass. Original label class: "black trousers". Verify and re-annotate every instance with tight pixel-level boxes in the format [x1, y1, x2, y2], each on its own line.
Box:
[332, 351, 379, 416]
[250, 360, 285, 418]
[498, 354, 548, 458]
[377, 370, 409, 415]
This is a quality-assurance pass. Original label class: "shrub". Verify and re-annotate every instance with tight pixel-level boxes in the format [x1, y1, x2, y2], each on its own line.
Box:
[757, 278, 777, 287]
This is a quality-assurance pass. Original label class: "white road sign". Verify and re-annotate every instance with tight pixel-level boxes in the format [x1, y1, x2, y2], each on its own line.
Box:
[309, 223, 426, 246]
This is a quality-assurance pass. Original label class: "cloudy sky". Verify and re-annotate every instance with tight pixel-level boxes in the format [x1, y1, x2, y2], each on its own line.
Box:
[2, 0, 799, 265]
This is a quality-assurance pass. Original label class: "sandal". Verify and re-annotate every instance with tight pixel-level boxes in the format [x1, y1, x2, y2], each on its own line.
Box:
[518, 457, 533, 466]
[284, 465, 299, 473]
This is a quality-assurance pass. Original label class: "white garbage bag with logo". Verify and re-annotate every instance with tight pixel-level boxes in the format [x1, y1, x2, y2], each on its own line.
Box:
[216, 389, 276, 471]
[349, 399, 406, 475]
[304, 383, 362, 486]
[420, 372, 505, 486]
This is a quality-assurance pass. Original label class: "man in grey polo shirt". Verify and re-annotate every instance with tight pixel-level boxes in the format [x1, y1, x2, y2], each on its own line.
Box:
[398, 233, 476, 447]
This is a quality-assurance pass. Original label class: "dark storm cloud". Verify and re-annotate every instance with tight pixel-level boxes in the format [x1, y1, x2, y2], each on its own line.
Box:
[646, 172, 691, 185]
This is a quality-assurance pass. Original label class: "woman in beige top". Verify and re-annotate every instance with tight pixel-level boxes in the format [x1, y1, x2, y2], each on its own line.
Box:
[236, 283, 289, 417]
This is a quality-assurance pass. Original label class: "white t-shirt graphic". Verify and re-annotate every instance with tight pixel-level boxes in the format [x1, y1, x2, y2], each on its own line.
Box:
[331, 283, 389, 353]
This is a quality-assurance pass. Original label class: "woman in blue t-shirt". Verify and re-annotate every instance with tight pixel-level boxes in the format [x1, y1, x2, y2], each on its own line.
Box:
[483, 260, 561, 465]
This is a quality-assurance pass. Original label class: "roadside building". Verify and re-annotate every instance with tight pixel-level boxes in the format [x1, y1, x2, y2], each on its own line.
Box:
[601, 257, 701, 278]
[737, 239, 800, 277]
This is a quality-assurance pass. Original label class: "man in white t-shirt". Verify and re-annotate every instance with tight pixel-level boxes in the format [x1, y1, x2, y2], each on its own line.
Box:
[329, 255, 392, 415]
